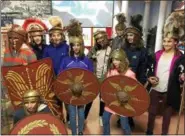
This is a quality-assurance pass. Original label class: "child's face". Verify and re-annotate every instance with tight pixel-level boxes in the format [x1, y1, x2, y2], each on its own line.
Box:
[126, 33, 135, 43]
[72, 43, 81, 55]
[51, 32, 62, 45]
[163, 37, 177, 52]
[113, 58, 121, 69]
[33, 35, 42, 45]
[116, 29, 124, 37]
[96, 35, 108, 47]
[23, 100, 39, 114]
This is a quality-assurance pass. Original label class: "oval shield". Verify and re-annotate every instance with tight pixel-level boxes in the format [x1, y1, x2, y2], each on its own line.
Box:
[101, 75, 150, 117]
[10, 113, 67, 135]
[54, 68, 100, 106]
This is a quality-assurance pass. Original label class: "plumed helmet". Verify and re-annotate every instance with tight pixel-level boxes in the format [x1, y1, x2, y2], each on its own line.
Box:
[22, 18, 48, 37]
[28, 25, 44, 37]
[67, 19, 84, 45]
[48, 16, 64, 35]
[49, 16, 63, 28]
[115, 12, 127, 31]
[124, 14, 143, 38]
[110, 49, 127, 61]
[163, 12, 185, 40]
[67, 19, 84, 55]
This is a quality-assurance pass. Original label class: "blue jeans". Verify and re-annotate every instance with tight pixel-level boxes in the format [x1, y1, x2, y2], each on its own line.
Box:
[68, 104, 84, 135]
[102, 110, 131, 135]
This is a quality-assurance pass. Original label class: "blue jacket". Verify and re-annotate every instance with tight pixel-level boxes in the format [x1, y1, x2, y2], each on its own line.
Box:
[43, 41, 69, 75]
[124, 47, 148, 84]
[59, 56, 93, 74]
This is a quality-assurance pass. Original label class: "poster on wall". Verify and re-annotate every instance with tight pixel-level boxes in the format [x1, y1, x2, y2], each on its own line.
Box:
[52, 1, 113, 27]
[1, 14, 14, 27]
[1, 1, 52, 18]
[82, 28, 92, 47]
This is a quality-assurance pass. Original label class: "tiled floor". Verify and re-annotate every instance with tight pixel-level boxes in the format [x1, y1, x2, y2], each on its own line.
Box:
[65, 96, 184, 135]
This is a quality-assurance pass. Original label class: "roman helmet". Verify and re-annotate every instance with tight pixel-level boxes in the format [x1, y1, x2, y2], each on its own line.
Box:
[115, 13, 127, 36]
[22, 18, 48, 37]
[124, 14, 143, 38]
[48, 16, 63, 35]
[67, 19, 84, 55]
[23, 90, 40, 103]
[124, 27, 142, 38]
[163, 12, 185, 41]
[7, 24, 27, 53]
[93, 30, 109, 48]
[23, 90, 41, 115]
[93, 30, 108, 41]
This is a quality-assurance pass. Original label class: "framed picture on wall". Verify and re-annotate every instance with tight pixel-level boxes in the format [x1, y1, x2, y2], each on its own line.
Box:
[1, 0, 52, 18]
[1, 15, 14, 27]
[1, 26, 11, 61]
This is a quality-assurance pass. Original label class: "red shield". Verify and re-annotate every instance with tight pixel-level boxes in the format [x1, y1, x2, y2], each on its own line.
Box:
[101, 75, 150, 117]
[2, 58, 63, 119]
[54, 68, 100, 106]
[10, 113, 67, 135]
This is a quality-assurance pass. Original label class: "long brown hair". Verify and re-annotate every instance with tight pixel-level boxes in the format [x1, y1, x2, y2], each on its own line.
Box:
[124, 33, 144, 49]
[69, 43, 85, 58]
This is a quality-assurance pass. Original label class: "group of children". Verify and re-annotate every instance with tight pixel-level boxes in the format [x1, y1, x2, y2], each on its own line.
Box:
[2, 12, 184, 135]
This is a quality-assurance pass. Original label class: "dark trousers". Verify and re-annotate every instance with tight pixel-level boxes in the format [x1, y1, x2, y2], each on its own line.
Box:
[84, 102, 93, 119]
[147, 89, 173, 135]
[99, 100, 105, 117]
[84, 95, 105, 119]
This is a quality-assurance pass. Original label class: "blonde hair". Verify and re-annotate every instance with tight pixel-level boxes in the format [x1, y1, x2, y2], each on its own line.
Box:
[108, 49, 129, 74]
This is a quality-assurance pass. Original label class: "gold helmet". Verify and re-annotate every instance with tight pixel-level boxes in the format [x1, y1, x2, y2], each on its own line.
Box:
[67, 19, 83, 45]
[23, 90, 40, 103]
[163, 12, 184, 40]
[93, 30, 108, 40]
[48, 16, 63, 35]
[110, 49, 127, 62]
[49, 16, 63, 28]
[22, 18, 48, 37]
[69, 36, 84, 45]
[28, 25, 44, 37]
[67, 19, 84, 56]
